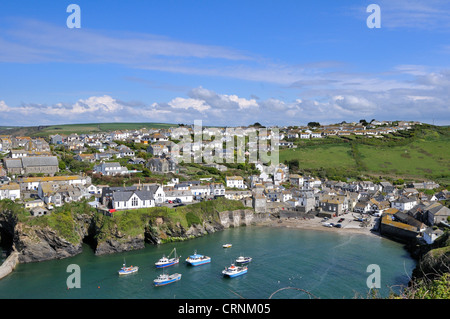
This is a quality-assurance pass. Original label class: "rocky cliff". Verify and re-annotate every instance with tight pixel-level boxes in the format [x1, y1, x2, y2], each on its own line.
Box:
[14, 223, 83, 263]
[0, 199, 261, 264]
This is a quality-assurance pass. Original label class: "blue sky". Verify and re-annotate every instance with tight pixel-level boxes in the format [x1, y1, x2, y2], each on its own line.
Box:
[0, 0, 449, 126]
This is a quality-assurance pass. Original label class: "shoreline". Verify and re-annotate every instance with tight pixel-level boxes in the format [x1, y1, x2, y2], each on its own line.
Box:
[254, 215, 383, 239]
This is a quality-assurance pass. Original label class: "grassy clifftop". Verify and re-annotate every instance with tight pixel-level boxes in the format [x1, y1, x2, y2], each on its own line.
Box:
[280, 125, 450, 185]
[98, 197, 246, 240]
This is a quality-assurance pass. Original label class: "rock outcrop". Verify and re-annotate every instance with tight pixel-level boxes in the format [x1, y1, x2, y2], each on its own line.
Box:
[1, 204, 263, 264]
[14, 223, 83, 263]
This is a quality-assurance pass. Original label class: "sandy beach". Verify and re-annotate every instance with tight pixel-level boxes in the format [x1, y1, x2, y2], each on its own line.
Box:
[256, 215, 381, 238]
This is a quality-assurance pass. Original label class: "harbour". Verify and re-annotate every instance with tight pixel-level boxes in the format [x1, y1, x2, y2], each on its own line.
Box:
[0, 226, 416, 299]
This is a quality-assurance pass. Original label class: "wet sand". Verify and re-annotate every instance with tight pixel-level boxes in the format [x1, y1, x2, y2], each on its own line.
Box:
[256, 215, 381, 238]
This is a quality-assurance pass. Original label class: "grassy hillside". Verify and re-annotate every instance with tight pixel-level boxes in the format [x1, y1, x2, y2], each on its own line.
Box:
[0, 122, 176, 137]
[280, 125, 450, 185]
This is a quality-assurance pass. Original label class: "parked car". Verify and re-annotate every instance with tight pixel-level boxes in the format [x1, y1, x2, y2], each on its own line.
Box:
[338, 218, 345, 223]
[334, 223, 342, 228]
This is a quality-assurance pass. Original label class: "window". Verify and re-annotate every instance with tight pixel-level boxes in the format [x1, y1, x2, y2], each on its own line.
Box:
[132, 196, 138, 207]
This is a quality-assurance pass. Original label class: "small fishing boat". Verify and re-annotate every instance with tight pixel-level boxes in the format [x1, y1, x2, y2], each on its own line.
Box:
[185, 250, 211, 266]
[235, 256, 252, 264]
[118, 260, 139, 275]
[222, 264, 247, 278]
[223, 243, 232, 248]
[153, 273, 182, 286]
[155, 248, 180, 268]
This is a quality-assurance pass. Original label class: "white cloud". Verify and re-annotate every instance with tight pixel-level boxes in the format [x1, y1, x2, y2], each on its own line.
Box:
[0, 100, 10, 112]
[2, 66, 450, 127]
[71, 95, 124, 114]
[168, 97, 210, 112]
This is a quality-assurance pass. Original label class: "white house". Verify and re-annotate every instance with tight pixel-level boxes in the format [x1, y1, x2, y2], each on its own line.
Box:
[112, 190, 155, 210]
[174, 183, 190, 191]
[145, 184, 165, 205]
[423, 227, 444, 245]
[273, 168, 286, 184]
[226, 176, 246, 189]
[210, 183, 225, 196]
[391, 197, 417, 211]
[164, 190, 193, 203]
[289, 174, 304, 187]
[300, 132, 311, 139]
[281, 190, 293, 202]
[0, 183, 20, 201]
[190, 185, 211, 198]
[94, 162, 129, 176]
[117, 145, 135, 158]
[85, 184, 100, 194]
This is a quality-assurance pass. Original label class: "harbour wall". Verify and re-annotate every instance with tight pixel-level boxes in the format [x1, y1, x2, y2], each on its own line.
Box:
[219, 209, 269, 228]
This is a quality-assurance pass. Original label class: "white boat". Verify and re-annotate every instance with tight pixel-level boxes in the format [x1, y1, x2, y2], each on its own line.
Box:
[118, 260, 139, 275]
[223, 244, 232, 248]
[185, 250, 211, 266]
[155, 248, 180, 268]
[153, 273, 182, 286]
[235, 256, 252, 264]
[222, 264, 247, 278]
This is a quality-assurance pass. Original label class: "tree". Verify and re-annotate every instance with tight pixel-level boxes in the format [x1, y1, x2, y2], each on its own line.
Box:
[307, 122, 320, 128]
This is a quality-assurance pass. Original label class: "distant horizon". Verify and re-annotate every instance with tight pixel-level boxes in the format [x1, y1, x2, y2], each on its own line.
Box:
[0, 119, 446, 130]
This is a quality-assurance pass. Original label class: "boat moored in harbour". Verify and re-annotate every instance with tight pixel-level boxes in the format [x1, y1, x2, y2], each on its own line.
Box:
[185, 250, 211, 266]
[223, 243, 232, 248]
[118, 260, 139, 275]
[222, 264, 247, 278]
[235, 256, 252, 264]
[155, 248, 180, 268]
[153, 273, 182, 286]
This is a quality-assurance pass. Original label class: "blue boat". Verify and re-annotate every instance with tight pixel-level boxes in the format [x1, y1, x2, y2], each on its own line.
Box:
[118, 260, 139, 275]
[222, 264, 247, 278]
[155, 248, 180, 268]
[153, 273, 182, 286]
[185, 250, 211, 266]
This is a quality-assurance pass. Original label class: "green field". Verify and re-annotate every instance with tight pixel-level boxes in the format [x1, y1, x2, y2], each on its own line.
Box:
[0, 122, 176, 137]
[279, 144, 356, 170]
[358, 140, 449, 179]
[279, 126, 450, 185]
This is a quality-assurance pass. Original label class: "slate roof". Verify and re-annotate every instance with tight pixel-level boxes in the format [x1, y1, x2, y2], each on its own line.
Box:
[22, 156, 58, 167]
[112, 189, 155, 202]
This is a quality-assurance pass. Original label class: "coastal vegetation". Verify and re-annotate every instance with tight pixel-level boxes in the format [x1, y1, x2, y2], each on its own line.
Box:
[280, 125, 450, 186]
[0, 197, 246, 257]
[389, 230, 450, 299]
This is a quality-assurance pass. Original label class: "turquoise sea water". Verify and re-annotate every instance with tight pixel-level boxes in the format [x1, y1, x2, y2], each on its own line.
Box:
[0, 227, 416, 299]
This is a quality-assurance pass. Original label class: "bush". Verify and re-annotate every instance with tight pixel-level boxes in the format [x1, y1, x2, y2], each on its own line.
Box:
[185, 212, 202, 227]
